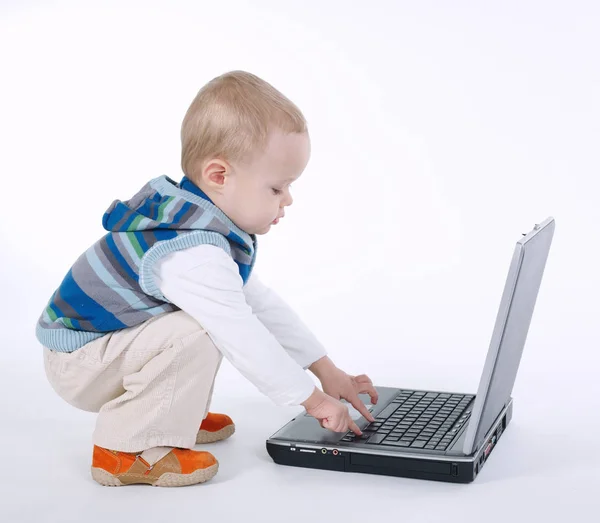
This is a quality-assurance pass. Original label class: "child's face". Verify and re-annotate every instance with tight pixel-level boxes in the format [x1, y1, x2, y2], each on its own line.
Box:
[198, 130, 311, 235]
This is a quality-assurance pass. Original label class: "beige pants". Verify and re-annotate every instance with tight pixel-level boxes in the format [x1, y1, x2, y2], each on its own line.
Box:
[43, 310, 223, 453]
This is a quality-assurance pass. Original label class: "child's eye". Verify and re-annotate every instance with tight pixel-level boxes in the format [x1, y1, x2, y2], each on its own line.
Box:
[272, 188, 283, 195]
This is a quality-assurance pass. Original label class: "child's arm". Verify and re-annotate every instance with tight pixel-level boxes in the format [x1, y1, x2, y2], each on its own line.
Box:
[153, 245, 362, 433]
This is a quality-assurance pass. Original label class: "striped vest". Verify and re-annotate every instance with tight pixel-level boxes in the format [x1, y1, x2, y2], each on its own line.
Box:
[36, 175, 257, 352]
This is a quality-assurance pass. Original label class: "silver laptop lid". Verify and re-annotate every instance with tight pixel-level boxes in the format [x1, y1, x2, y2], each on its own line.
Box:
[462, 217, 555, 455]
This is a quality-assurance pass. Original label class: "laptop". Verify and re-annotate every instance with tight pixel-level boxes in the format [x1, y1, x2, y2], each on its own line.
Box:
[266, 217, 555, 483]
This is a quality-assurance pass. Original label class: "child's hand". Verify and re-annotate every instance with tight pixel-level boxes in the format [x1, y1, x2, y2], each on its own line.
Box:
[319, 367, 378, 423]
[301, 388, 363, 434]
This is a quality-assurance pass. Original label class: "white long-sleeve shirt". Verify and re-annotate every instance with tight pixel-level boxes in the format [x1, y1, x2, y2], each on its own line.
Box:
[151, 244, 327, 406]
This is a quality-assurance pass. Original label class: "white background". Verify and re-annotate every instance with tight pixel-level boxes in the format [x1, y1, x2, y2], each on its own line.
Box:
[1, 1, 599, 521]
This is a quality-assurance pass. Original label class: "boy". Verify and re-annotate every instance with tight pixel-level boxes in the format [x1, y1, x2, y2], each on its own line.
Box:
[37, 70, 378, 487]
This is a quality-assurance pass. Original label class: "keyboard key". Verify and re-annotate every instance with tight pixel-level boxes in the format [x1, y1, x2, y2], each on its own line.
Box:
[382, 440, 411, 447]
[411, 440, 427, 448]
[377, 404, 401, 419]
[385, 436, 400, 442]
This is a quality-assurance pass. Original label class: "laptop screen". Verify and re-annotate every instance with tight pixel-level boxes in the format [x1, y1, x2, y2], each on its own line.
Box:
[462, 218, 555, 454]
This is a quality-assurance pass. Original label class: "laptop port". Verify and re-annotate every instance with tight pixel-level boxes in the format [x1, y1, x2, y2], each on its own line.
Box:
[321, 448, 327, 454]
[332, 449, 339, 456]
[484, 442, 493, 458]
[451, 463, 458, 476]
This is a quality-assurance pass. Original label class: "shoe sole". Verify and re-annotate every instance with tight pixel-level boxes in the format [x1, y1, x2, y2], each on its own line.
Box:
[196, 423, 235, 444]
[91, 462, 219, 487]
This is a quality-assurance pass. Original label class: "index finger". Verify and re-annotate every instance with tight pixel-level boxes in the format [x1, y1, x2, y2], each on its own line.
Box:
[348, 418, 362, 436]
[349, 396, 375, 423]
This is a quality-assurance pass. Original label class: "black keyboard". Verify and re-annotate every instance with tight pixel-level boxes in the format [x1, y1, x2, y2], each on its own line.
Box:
[342, 390, 474, 451]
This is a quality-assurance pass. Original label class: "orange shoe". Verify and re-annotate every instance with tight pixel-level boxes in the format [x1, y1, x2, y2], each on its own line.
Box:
[196, 412, 235, 444]
[91, 445, 218, 487]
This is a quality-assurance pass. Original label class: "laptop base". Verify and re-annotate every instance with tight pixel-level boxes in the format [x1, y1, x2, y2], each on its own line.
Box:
[266, 400, 512, 483]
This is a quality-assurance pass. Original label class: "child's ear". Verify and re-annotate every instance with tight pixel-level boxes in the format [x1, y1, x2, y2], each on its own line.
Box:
[202, 159, 229, 190]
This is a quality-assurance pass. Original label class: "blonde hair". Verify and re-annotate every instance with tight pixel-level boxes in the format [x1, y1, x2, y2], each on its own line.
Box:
[181, 70, 308, 179]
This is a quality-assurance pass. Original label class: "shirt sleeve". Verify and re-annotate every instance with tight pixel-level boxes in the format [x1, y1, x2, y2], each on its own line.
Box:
[151, 244, 316, 407]
[243, 271, 327, 370]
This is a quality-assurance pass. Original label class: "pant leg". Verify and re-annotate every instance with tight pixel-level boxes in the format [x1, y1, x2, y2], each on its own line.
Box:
[43, 310, 223, 453]
[202, 355, 223, 420]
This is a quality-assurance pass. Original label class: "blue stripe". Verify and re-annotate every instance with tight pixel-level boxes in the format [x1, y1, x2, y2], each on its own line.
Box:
[105, 234, 138, 281]
[102, 202, 129, 230]
[138, 200, 157, 221]
[59, 269, 127, 330]
[172, 201, 193, 224]
[153, 229, 178, 241]
[179, 176, 212, 202]
[227, 230, 253, 255]
[134, 231, 149, 251]
[239, 264, 250, 282]
[120, 210, 138, 231]
[48, 300, 64, 319]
